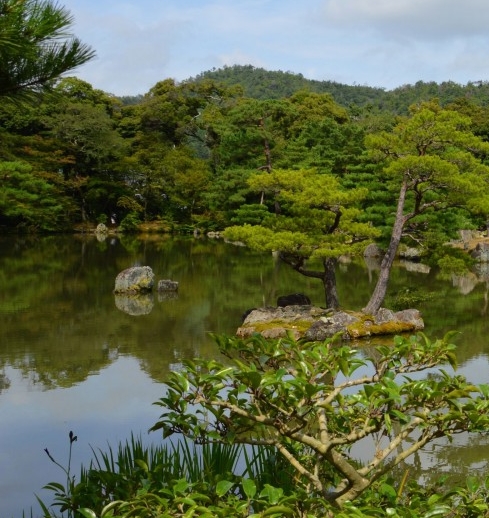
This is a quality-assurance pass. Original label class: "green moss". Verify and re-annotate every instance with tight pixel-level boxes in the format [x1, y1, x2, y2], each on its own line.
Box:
[347, 319, 415, 338]
[240, 310, 420, 340]
[243, 319, 313, 334]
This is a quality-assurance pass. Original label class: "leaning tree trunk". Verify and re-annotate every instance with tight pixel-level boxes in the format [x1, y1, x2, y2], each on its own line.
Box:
[363, 179, 409, 315]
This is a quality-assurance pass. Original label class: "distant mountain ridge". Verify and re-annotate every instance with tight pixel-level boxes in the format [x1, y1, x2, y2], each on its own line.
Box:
[188, 64, 489, 113]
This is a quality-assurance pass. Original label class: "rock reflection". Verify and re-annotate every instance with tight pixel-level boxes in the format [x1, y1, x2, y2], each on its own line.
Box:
[114, 293, 154, 315]
[157, 291, 179, 302]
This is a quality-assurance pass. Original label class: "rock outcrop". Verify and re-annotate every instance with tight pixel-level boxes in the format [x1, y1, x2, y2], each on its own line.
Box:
[237, 305, 424, 341]
[471, 242, 489, 262]
[95, 223, 108, 234]
[114, 266, 154, 294]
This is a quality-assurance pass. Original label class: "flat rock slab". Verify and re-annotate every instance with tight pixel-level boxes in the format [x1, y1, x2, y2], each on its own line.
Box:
[237, 306, 424, 340]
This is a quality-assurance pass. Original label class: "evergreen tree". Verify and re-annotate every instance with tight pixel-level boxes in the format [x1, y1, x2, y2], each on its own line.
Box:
[224, 168, 378, 309]
[0, 0, 95, 102]
[363, 102, 489, 314]
[0, 161, 71, 230]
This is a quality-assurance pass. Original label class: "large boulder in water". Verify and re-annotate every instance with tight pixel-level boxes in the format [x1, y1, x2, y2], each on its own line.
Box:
[237, 305, 326, 340]
[114, 266, 154, 294]
[304, 308, 424, 341]
[237, 306, 424, 340]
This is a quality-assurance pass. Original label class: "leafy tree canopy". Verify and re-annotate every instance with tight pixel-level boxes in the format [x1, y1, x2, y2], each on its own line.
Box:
[191, 65, 489, 115]
[224, 168, 379, 309]
[0, 160, 71, 230]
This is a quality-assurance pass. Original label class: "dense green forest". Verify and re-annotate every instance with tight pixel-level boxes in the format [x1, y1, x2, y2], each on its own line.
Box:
[3, 64, 489, 276]
[191, 64, 489, 112]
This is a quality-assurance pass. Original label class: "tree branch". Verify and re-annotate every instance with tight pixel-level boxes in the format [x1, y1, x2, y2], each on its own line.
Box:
[275, 441, 326, 494]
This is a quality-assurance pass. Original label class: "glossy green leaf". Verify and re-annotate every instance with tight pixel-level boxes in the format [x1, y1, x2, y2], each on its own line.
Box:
[259, 485, 284, 505]
[215, 479, 234, 497]
[242, 478, 257, 499]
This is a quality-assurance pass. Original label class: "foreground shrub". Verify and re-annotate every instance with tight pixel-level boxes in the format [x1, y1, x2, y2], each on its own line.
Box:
[152, 332, 489, 508]
[38, 434, 318, 517]
[37, 332, 489, 516]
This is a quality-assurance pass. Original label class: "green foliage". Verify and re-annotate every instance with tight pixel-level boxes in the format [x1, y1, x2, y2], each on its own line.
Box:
[0, 75, 128, 230]
[0, 0, 95, 102]
[0, 161, 69, 231]
[54, 77, 122, 116]
[328, 473, 489, 517]
[386, 286, 436, 310]
[37, 432, 325, 517]
[119, 212, 141, 233]
[96, 213, 108, 225]
[84, 178, 131, 222]
[45, 101, 126, 175]
[224, 168, 379, 308]
[151, 331, 489, 508]
[284, 116, 367, 174]
[4, 61, 489, 236]
[124, 140, 212, 224]
[204, 92, 349, 174]
[202, 168, 256, 226]
[33, 330, 489, 517]
[191, 65, 489, 116]
[364, 102, 489, 314]
[190, 64, 386, 106]
[437, 255, 472, 278]
[231, 203, 270, 225]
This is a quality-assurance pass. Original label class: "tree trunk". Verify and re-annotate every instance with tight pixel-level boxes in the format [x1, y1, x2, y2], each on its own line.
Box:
[363, 179, 409, 315]
[279, 254, 339, 310]
[323, 257, 339, 310]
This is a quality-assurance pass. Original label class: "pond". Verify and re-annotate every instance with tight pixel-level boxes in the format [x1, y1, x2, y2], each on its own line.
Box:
[1, 234, 489, 517]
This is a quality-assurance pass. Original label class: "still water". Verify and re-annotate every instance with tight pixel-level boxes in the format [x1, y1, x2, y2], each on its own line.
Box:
[1, 234, 489, 517]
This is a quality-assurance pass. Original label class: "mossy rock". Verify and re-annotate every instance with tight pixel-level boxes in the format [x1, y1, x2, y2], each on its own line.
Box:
[238, 306, 424, 341]
[346, 319, 419, 338]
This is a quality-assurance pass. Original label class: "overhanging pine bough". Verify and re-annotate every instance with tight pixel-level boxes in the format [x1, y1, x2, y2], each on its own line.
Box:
[0, 0, 95, 101]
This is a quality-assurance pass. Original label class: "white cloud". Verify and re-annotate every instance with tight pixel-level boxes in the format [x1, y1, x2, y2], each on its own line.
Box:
[322, 0, 489, 41]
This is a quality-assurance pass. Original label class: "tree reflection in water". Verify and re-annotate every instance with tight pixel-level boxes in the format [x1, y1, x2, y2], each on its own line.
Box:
[1, 234, 489, 515]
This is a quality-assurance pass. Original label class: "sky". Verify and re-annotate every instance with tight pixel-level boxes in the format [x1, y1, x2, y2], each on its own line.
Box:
[60, 0, 489, 97]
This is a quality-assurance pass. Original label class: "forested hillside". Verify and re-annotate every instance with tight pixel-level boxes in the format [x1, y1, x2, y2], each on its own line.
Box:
[188, 64, 385, 107]
[189, 64, 489, 113]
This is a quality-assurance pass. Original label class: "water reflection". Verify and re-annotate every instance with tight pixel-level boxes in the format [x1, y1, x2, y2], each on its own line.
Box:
[114, 293, 155, 315]
[0, 357, 165, 517]
[1, 234, 489, 516]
